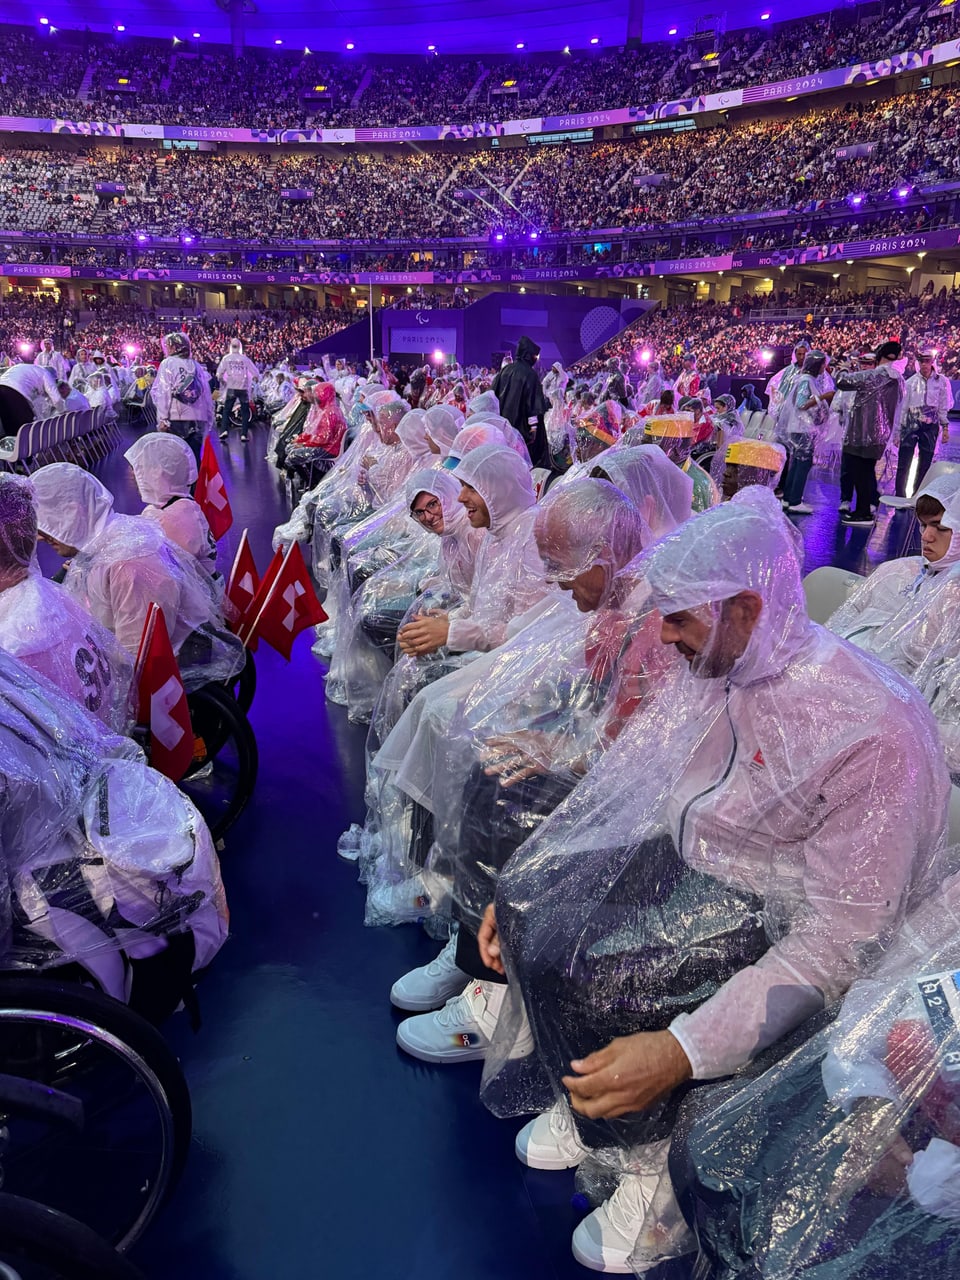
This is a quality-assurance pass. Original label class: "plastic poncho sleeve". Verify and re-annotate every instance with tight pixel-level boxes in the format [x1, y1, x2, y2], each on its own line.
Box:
[99, 557, 182, 656]
[670, 723, 936, 1080]
[446, 529, 550, 653]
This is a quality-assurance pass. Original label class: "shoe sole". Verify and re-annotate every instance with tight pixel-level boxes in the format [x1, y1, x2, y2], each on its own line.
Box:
[395, 1027, 487, 1064]
[515, 1136, 586, 1171]
[571, 1238, 633, 1274]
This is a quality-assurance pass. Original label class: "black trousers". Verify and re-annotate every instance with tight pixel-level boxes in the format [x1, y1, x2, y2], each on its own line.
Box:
[840, 451, 879, 517]
[895, 420, 939, 498]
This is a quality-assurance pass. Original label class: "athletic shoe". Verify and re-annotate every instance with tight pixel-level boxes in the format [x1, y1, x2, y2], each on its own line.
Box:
[571, 1171, 662, 1274]
[784, 503, 813, 514]
[390, 934, 469, 1012]
[515, 1100, 588, 1170]
[839, 500, 851, 512]
[395, 979, 507, 1063]
[219, 431, 228, 441]
[840, 512, 875, 527]
[241, 434, 249, 442]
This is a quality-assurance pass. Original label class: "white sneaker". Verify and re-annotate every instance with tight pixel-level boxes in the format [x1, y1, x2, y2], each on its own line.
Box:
[839, 500, 851, 512]
[515, 1100, 588, 1170]
[571, 1171, 662, 1273]
[390, 935, 469, 1012]
[785, 502, 813, 514]
[395, 979, 507, 1064]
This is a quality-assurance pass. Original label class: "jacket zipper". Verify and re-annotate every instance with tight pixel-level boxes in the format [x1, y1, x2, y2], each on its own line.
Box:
[677, 680, 738, 861]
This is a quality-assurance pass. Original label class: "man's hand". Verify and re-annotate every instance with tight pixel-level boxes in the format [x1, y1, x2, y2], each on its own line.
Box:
[480, 731, 554, 788]
[397, 613, 450, 656]
[158, 419, 170, 432]
[562, 1031, 692, 1120]
[477, 903, 505, 975]
[943, 425, 951, 444]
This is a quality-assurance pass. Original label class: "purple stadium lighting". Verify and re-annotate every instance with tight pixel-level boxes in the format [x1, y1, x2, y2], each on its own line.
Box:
[759, 348, 774, 364]
[18, 341, 33, 356]
[192, 31, 200, 37]
[516, 41, 525, 48]
[849, 193, 864, 206]
[897, 185, 911, 198]
[639, 349, 652, 364]
[124, 343, 138, 356]
[529, 230, 538, 240]
[115, 23, 125, 31]
[495, 231, 504, 242]
[427, 43, 436, 50]
[432, 349, 444, 363]
[39, 15, 48, 22]
[136, 232, 149, 243]
[668, 26, 678, 34]
[590, 36, 599, 43]
[275, 38, 282, 44]
[346, 41, 355, 49]
[760, 10, 771, 18]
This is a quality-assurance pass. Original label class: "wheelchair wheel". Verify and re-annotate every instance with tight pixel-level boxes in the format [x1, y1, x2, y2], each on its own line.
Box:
[0, 1194, 146, 1279]
[0, 976, 191, 1254]
[230, 647, 257, 714]
[182, 683, 258, 841]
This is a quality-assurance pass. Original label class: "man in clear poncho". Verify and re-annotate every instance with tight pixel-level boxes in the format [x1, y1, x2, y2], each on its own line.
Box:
[896, 349, 952, 499]
[358, 443, 555, 926]
[837, 341, 906, 527]
[35, 337, 69, 383]
[69, 346, 97, 391]
[391, 479, 678, 1064]
[474, 493, 948, 1275]
[0, 646, 228, 1020]
[215, 336, 259, 443]
[31, 464, 242, 690]
[327, 467, 483, 726]
[828, 475, 960, 774]
[669, 870, 960, 1280]
[124, 432, 219, 583]
[0, 475, 133, 735]
[777, 350, 835, 515]
[151, 331, 215, 463]
[0, 360, 66, 422]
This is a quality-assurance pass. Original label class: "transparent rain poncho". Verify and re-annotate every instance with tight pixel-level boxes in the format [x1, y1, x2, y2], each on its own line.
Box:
[124, 433, 218, 580]
[357, 446, 555, 926]
[31, 464, 242, 690]
[630, 415, 719, 512]
[479, 495, 948, 1173]
[835, 362, 906, 458]
[0, 649, 227, 999]
[418, 479, 675, 931]
[423, 404, 464, 460]
[719, 439, 787, 501]
[0, 475, 134, 735]
[588, 444, 694, 538]
[828, 478, 960, 772]
[325, 469, 478, 724]
[673, 872, 960, 1280]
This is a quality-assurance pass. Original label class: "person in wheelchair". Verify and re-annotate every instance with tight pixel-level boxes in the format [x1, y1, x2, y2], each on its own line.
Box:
[31, 463, 242, 693]
[282, 380, 348, 490]
[0, 647, 228, 1023]
[0, 475, 134, 735]
[719, 438, 787, 502]
[125, 432, 219, 585]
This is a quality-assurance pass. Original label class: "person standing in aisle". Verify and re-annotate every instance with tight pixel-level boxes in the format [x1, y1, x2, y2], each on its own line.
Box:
[216, 337, 260, 443]
[895, 348, 952, 498]
[836, 340, 905, 527]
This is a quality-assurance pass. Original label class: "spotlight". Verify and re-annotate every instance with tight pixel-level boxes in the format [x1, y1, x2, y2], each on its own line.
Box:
[668, 26, 678, 34]
[494, 231, 504, 242]
[529, 230, 539, 241]
[124, 343, 138, 356]
[18, 341, 33, 356]
[639, 349, 652, 364]
[39, 16, 48, 23]
[589, 36, 599, 43]
[346, 41, 355, 49]
[759, 348, 774, 364]
[182, 233, 194, 245]
[115, 23, 125, 31]
[192, 31, 200, 37]
[136, 232, 149, 243]
[760, 10, 771, 18]
[427, 43, 436, 50]
[432, 349, 444, 363]
[896, 186, 911, 198]
[516, 41, 525, 49]
[275, 38, 282, 44]
[562, 44, 571, 53]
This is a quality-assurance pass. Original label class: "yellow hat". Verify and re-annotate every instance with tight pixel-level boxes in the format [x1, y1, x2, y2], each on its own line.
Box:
[725, 439, 786, 471]
[643, 414, 694, 439]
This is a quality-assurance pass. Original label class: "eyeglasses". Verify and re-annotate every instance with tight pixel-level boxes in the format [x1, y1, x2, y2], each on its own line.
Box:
[411, 497, 442, 522]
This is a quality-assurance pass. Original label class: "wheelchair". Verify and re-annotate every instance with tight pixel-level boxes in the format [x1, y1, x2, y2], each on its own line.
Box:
[0, 973, 191, 1273]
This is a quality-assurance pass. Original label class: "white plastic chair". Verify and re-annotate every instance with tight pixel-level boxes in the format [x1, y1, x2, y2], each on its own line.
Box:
[879, 459, 960, 510]
[802, 565, 864, 624]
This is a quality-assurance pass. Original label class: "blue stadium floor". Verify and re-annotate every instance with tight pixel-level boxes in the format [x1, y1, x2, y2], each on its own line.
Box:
[87, 425, 942, 1280]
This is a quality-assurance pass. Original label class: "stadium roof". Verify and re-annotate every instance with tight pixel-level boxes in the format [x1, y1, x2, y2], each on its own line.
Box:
[9, 0, 845, 56]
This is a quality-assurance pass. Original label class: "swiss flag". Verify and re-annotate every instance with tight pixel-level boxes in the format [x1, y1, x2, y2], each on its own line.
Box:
[134, 603, 194, 782]
[236, 545, 283, 650]
[195, 436, 233, 541]
[248, 542, 327, 659]
[225, 529, 259, 632]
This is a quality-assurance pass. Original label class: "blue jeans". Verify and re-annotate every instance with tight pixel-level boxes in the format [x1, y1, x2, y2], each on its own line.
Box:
[782, 454, 813, 506]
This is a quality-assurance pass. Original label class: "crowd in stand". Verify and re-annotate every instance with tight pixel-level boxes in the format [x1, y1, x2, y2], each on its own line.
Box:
[0, 84, 958, 249]
[1, 0, 959, 128]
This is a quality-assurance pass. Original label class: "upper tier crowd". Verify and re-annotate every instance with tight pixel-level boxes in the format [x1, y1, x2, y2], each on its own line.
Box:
[0, 0, 957, 129]
[0, 85, 957, 247]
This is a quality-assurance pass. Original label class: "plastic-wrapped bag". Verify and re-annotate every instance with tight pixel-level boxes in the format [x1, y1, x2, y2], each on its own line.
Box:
[0, 650, 227, 1004]
[673, 873, 960, 1279]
